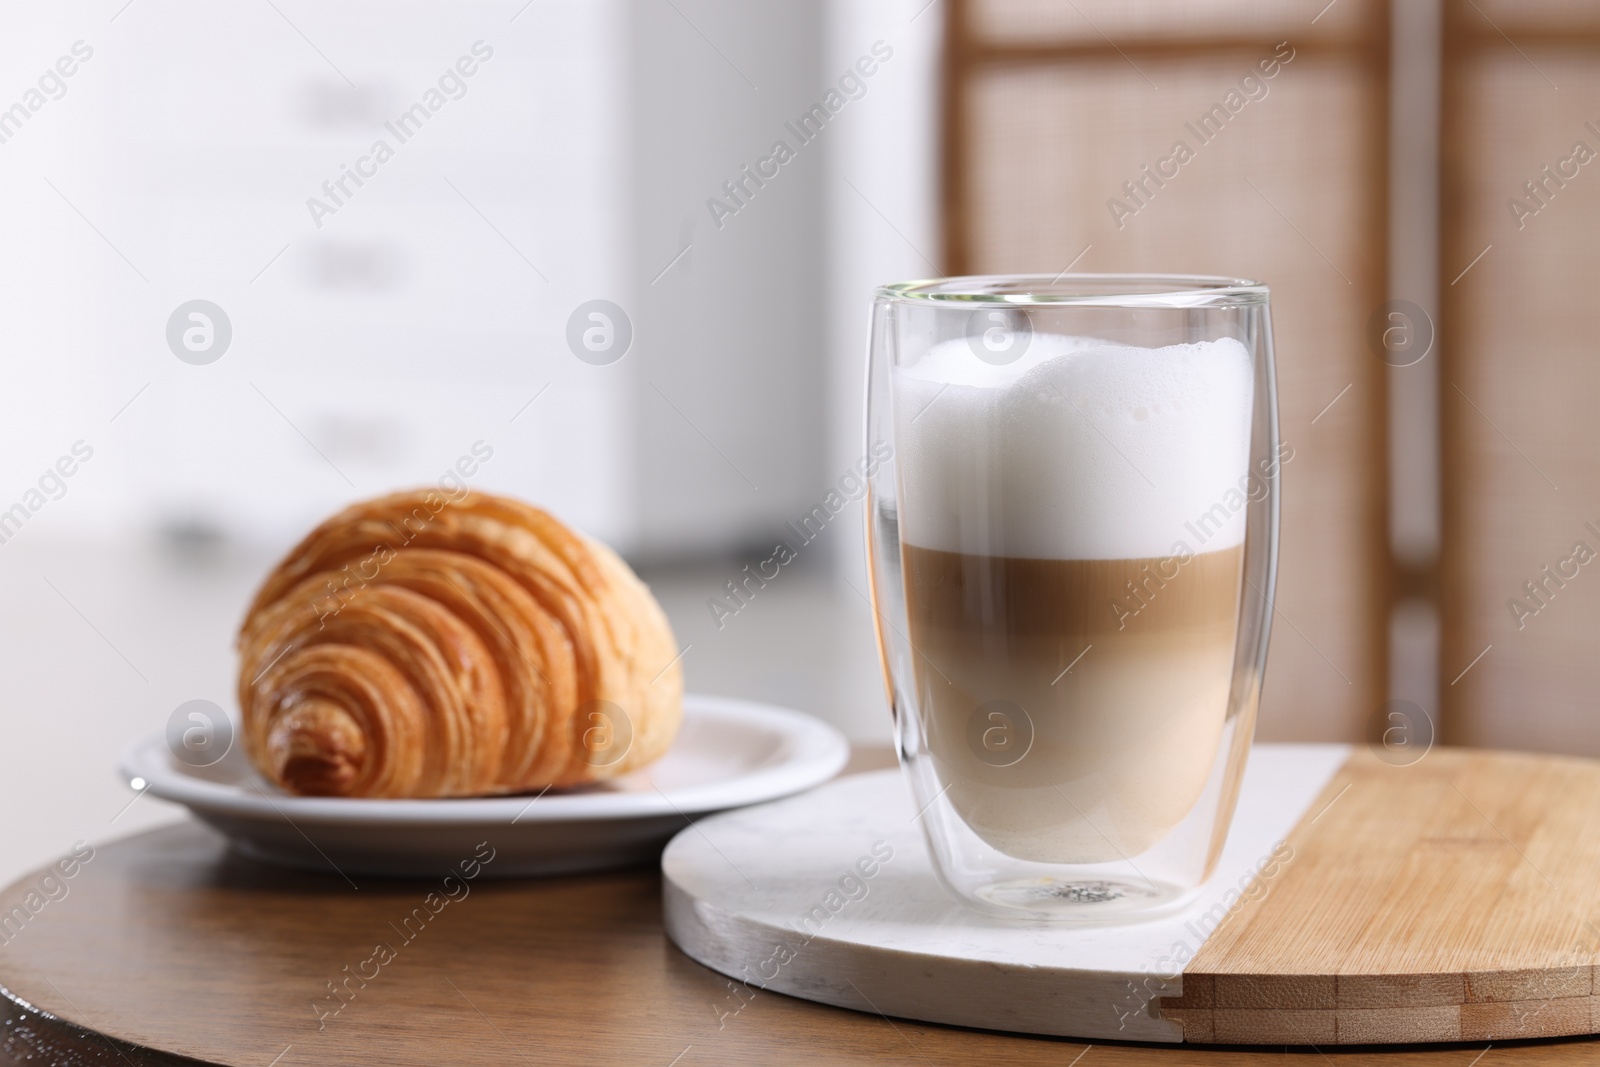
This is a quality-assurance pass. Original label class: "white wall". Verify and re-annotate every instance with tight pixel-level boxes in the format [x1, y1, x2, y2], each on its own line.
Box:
[0, 1, 937, 567]
[825, 0, 942, 586]
[2, 1, 651, 555]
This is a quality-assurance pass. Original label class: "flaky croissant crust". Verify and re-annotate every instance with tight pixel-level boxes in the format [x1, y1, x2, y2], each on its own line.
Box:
[236, 490, 682, 798]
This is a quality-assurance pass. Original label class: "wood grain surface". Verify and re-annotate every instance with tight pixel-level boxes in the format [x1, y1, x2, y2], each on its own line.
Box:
[1166, 747, 1600, 1044]
[2, 747, 1599, 1065]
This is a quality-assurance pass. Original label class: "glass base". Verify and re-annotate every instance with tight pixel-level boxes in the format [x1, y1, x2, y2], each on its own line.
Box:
[971, 874, 1196, 923]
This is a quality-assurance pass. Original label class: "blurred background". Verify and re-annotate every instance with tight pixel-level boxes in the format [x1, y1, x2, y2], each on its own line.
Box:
[1, 0, 1593, 884]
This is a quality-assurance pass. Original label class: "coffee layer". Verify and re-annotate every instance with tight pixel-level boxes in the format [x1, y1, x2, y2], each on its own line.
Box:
[903, 542, 1244, 863]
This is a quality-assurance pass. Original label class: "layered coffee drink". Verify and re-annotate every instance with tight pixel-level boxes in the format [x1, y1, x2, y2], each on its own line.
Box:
[894, 333, 1253, 864]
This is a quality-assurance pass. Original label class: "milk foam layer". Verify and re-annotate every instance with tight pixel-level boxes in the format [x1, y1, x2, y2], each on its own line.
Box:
[894, 333, 1254, 560]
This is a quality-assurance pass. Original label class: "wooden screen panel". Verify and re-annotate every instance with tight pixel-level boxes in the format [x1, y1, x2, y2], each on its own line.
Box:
[967, 0, 1370, 47]
[1440, 10, 1600, 752]
[1468, 0, 1600, 34]
[947, 1, 1391, 741]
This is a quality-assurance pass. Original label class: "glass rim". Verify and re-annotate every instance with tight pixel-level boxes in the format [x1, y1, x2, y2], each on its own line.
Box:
[875, 273, 1269, 309]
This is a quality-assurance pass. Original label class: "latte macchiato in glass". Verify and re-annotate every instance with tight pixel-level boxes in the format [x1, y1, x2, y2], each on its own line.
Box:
[865, 277, 1279, 920]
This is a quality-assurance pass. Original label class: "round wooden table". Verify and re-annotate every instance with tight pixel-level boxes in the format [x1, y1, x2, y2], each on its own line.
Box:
[3, 748, 1599, 1065]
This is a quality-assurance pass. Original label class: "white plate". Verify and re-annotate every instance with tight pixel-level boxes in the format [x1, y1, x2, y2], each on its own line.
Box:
[118, 694, 849, 879]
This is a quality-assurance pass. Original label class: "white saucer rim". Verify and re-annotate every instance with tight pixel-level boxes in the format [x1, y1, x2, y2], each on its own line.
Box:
[118, 693, 850, 825]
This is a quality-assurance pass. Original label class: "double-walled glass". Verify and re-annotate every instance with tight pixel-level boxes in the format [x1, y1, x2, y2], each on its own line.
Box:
[864, 275, 1280, 921]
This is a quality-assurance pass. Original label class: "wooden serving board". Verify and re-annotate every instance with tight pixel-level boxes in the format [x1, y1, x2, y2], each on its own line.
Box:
[665, 744, 1600, 1045]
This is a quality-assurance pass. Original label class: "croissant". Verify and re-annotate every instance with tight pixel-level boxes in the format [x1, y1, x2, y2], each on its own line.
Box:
[236, 489, 683, 798]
